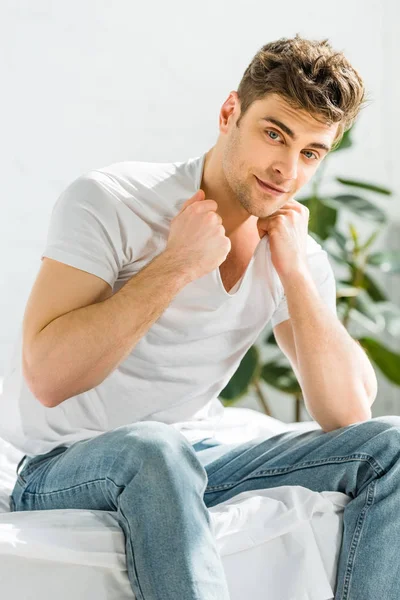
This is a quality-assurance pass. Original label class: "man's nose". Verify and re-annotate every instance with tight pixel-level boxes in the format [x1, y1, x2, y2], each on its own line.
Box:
[273, 152, 298, 181]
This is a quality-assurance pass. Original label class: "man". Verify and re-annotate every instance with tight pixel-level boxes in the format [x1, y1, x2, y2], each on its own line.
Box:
[3, 34, 400, 599]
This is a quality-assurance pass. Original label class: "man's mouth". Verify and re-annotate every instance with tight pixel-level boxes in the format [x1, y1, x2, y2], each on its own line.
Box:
[255, 176, 288, 195]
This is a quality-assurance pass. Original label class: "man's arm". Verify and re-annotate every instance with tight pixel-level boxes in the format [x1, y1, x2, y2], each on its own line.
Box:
[24, 250, 192, 408]
[273, 268, 377, 432]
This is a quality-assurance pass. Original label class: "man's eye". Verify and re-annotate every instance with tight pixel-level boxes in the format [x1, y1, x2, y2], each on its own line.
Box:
[266, 130, 281, 141]
[303, 151, 318, 160]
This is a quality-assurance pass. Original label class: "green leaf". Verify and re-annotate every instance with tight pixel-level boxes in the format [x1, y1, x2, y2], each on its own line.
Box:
[331, 128, 353, 153]
[372, 302, 400, 337]
[326, 226, 351, 255]
[265, 331, 278, 346]
[349, 307, 382, 333]
[336, 177, 392, 196]
[325, 248, 350, 265]
[367, 252, 400, 273]
[349, 223, 359, 250]
[349, 290, 385, 333]
[300, 196, 338, 240]
[260, 361, 302, 394]
[219, 345, 259, 402]
[359, 228, 382, 252]
[354, 295, 400, 336]
[354, 289, 380, 319]
[345, 269, 388, 302]
[358, 337, 400, 385]
[328, 194, 387, 223]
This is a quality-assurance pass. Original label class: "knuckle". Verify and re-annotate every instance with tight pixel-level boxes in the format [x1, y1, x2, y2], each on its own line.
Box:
[206, 211, 219, 222]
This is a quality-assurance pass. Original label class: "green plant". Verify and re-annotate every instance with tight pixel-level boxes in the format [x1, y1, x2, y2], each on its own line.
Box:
[220, 127, 400, 420]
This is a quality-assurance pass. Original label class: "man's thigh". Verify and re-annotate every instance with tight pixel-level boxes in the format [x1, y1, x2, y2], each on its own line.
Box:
[200, 416, 400, 507]
[10, 421, 185, 513]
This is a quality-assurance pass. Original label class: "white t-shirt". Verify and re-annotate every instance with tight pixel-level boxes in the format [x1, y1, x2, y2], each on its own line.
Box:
[0, 152, 337, 457]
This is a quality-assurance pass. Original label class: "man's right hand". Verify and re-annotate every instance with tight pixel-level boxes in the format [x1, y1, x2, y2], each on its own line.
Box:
[165, 189, 231, 282]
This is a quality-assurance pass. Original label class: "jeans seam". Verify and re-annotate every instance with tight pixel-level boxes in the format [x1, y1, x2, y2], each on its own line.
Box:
[340, 479, 377, 600]
[117, 502, 146, 600]
[22, 476, 123, 497]
[17, 474, 146, 600]
[17, 447, 70, 481]
[205, 453, 385, 492]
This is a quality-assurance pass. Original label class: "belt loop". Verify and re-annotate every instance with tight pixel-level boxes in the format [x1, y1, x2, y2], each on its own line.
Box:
[16, 455, 28, 476]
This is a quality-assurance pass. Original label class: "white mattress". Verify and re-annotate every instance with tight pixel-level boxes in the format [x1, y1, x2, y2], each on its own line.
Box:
[0, 407, 350, 600]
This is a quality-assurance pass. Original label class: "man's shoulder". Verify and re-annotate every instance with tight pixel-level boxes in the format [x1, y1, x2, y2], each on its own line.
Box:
[88, 155, 199, 187]
[82, 154, 205, 221]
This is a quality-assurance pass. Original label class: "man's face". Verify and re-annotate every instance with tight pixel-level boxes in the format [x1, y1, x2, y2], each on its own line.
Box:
[220, 92, 339, 218]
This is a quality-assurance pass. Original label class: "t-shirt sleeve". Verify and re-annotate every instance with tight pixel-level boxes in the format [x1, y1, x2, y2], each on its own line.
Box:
[270, 236, 337, 329]
[41, 175, 128, 288]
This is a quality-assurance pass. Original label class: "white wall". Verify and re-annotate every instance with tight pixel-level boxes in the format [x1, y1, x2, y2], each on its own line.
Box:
[1, 0, 399, 419]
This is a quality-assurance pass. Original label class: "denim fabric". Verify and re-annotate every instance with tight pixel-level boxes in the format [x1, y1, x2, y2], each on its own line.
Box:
[9, 416, 400, 600]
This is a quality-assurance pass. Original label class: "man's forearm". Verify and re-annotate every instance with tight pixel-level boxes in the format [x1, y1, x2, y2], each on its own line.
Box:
[25, 250, 192, 408]
[281, 266, 377, 432]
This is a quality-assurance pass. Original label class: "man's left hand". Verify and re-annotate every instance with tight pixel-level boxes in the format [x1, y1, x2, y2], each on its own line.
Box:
[256, 199, 310, 280]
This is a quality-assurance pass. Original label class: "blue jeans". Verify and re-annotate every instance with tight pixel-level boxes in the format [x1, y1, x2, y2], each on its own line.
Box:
[9, 416, 400, 600]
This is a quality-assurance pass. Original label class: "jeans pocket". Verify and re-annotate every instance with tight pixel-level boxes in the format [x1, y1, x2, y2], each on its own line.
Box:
[18, 445, 69, 483]
[16, 472, 27, 485]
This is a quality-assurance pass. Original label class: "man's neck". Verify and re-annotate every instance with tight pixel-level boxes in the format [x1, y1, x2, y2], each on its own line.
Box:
[200, 147, 258, 239]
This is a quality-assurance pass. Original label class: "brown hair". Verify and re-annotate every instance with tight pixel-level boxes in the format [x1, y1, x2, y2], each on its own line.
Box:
[236, 34, 367, 149]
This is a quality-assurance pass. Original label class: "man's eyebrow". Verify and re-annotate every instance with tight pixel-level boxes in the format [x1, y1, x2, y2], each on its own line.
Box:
[261, 116, 332, 153]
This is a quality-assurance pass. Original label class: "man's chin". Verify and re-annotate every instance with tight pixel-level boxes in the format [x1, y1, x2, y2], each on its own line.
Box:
[254, 202, 283, 219]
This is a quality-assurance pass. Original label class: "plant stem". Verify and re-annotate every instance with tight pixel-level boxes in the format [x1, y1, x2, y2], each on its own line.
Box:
[254, 380, 273, 416]
[295, 393, 303, 422]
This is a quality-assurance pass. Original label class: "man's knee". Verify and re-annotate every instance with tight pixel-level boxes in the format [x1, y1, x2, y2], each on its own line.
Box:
[113, 421, 193, 455]
[110, 421, 208, 490]
[112, 421, 205, 471]
[345, 416, 400, 466]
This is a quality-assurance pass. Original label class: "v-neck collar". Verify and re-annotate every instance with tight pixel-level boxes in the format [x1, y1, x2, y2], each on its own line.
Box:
[214, 235, 267, 297]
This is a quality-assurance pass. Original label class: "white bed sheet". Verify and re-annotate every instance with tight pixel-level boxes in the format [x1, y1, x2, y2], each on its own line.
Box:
[0, 407, 350, 600]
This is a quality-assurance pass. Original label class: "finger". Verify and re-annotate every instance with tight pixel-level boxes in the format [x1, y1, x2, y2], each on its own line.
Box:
[278, 202, 303, 213]
[179, 189, 205, 213]
[270, 206, 308, 218]
[266, 208, 293, 218]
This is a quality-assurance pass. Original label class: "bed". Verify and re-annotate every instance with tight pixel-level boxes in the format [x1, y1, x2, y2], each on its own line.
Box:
[0, 406, 350, 600]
